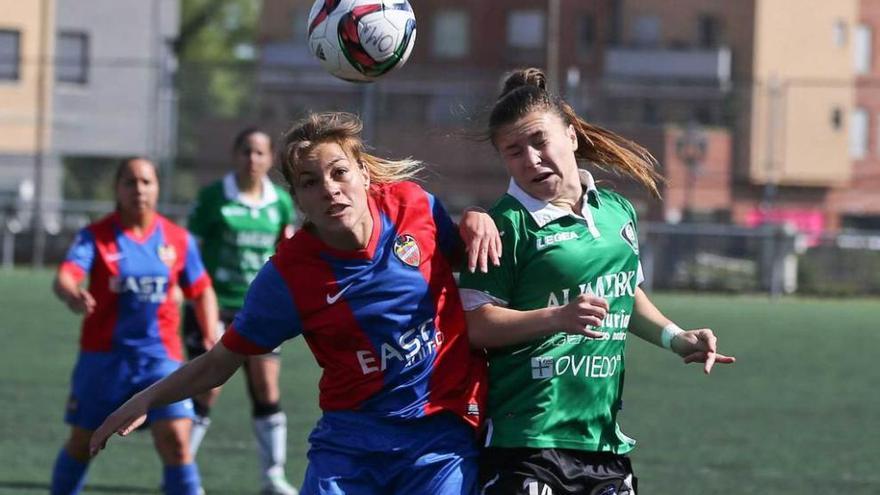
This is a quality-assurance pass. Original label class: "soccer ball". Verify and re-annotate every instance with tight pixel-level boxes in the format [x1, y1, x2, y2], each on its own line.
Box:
[307, 0, 417, 82]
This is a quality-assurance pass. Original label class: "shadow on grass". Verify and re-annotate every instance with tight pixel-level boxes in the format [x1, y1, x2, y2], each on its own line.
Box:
[0, 480, 250, 494]
[0, 480, 155, 493]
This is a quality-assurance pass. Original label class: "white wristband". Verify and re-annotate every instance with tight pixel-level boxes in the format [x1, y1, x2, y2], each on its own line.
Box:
[660, 323, 685, 350]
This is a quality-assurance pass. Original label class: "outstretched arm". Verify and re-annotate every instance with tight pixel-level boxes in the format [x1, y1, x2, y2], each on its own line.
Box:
[89, 342, 245, 455]
[629, 287, 735, 374]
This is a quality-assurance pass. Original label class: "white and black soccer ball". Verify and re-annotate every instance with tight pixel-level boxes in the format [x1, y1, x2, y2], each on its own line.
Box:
[307, 0, 417, 82]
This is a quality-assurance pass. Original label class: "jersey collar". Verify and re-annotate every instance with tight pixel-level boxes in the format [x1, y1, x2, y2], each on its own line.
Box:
[507, 169, 602, 228]
[222, 173, 279, 208]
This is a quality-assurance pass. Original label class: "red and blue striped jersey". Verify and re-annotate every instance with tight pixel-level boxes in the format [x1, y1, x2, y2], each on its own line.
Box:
[59, 213, 211, 361]
[222, 182, 486, 427]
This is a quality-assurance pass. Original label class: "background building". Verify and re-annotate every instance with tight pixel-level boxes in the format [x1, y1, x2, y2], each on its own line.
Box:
[0, 0, 179, 263]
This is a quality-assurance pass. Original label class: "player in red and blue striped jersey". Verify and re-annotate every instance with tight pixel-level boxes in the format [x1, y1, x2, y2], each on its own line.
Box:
[90, 113, 500, 495]
[52, 158, 219, 495]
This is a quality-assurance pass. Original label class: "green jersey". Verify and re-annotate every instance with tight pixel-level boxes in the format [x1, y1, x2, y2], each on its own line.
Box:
[188, 173, 296, 310]
[459, 170, 642, 454]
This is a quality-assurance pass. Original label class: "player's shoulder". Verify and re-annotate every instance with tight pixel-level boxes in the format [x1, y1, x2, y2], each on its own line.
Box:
[595, 188, 637, 218]
[488, 195, 529, 230]
[157, 215, 194, 245]
[372, 180, 433, 216]
[382, 180, 427, 201]
[84, 213, 119, 241]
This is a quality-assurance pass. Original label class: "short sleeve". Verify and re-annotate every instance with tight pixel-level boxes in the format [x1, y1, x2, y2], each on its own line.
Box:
[458, 214, 518, 310]
[221, 261, 303, 354]
[59, 228, 96, 282]
[426, 191, 464, 266]
[179, 232, 211, 298]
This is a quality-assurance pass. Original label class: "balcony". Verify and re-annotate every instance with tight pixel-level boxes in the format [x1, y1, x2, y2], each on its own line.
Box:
[605, 46, 732, 86]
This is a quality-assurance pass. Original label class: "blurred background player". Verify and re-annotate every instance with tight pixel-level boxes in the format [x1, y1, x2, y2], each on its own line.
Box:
[51, 157, 218, 495]
[183, 128, 297, 495]
[459, 68, 735, 495]
[90, 111, 500, 495]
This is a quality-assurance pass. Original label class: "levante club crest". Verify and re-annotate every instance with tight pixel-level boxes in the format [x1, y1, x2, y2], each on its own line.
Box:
[158, 244, 177, 268]
[393, 234, 420, 267]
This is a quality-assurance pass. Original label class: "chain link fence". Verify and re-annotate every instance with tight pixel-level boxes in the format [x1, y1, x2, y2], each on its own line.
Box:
[3, 54, 880, 295]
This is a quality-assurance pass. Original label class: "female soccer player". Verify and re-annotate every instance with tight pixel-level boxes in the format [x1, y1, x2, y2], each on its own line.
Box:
[52, 157, 218, 495]
[183, 127, 298, 495]
[458, 68, 735, 495]
[90, 112, 498, 495]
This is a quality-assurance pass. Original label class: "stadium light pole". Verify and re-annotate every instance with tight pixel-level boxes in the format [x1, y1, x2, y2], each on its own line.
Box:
[546, 0, 561, 95]
[31, 0, 53, 268]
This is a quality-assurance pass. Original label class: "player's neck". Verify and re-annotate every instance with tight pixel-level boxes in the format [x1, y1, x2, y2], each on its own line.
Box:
[235, 172, 263, 202]
[118, 209, 155, 235]
[317, 213, 373, 251]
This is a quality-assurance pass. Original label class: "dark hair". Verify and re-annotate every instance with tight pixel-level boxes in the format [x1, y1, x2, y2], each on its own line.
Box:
[232, 127, 272, 154]
[280, 112, 422, 193]
[489, 68, 661, 197]
[114, 156, 156, 186]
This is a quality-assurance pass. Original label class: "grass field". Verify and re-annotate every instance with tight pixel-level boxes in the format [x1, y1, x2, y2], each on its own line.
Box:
[0, 269, 878, 494]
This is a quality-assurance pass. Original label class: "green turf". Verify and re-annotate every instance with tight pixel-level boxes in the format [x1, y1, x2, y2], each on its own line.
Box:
[0, 269, 878, 494]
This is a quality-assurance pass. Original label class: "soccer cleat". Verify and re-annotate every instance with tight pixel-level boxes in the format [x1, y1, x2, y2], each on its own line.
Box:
[260, 473, 298, 495]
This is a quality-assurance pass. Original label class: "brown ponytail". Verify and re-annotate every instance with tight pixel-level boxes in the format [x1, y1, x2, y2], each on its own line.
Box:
[489, 68, 662, 197]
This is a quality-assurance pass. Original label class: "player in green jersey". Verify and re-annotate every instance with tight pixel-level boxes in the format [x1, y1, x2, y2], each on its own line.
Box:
[183, 127, 298, 495]
[458, 68, 735, 495]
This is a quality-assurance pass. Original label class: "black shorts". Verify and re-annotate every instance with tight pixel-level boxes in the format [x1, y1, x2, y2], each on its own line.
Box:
[480, 447, 637, 495]
[182, 305, 281, 359]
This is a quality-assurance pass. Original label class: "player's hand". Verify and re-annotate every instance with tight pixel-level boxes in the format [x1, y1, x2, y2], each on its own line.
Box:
[89, 394, 150, 456]
[670, 328, 736, 374]
[66, 288, 96, 315]
[460, 207, 501, 273]
[553, 295, 608, 339]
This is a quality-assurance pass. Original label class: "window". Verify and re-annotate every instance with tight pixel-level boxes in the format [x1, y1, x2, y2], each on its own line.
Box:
[432, 10, 469, 59]
[832, 107, 844, 130]
[850, 107, 868, 158]
[506, 10, 545, 49]
[56, 31, 89, 84]
[577, 14, 596, 52]
[698, 15, 722, 48]
[633, 15, 661, 47]
[0, 29, 21, 81]
[855, 24, 872, 75]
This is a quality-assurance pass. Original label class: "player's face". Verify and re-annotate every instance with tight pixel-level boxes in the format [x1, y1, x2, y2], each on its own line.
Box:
[116, 159, 159, 216]
[235, 133, 273, 181]
[495, 110, 581, 203]
[291, 141, 371, 247]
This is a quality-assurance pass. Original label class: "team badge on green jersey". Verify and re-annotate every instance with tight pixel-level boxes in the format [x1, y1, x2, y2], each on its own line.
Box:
[393, 234, 420, 267]
[620, 221, 639, 255]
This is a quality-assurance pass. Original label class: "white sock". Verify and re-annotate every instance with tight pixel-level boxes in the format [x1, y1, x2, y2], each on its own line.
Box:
[253, 411, 288, 481]
[189, 414, 212, 457]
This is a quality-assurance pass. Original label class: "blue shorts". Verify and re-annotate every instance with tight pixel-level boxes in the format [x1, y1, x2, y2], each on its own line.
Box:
[64, 351, 194, 431]
[301, 411, 479, 495]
